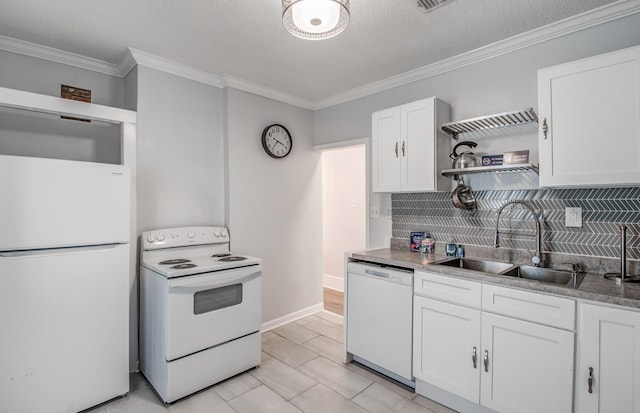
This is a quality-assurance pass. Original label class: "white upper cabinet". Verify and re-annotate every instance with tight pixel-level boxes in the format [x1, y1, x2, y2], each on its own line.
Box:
[372, 97, 450, 192]
[537, 45, 640, 187]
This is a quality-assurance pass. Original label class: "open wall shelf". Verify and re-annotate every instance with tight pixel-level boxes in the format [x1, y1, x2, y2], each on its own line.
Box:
[442, 163, 539, 178]
[442, 107, 538, 139]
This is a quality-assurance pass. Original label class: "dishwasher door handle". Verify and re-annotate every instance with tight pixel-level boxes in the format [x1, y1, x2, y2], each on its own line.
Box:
[364, 269, 390, 278]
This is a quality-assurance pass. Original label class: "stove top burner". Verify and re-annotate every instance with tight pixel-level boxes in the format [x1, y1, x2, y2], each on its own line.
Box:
[211, 253, 232, 258]
[160, 258, 192, 265]
[170, 263, 198, 270]
[218, 256, 247, 262]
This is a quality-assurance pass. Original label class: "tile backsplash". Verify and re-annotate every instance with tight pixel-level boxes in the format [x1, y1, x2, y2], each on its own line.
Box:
[392, 187, 639, 261]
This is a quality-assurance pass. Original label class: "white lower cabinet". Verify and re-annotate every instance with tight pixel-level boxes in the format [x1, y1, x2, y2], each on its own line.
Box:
[413, 271, 575, 413]
[413, 296, 481, 402]
[480, 312, 574, 413]
[575, 303, 640, 413]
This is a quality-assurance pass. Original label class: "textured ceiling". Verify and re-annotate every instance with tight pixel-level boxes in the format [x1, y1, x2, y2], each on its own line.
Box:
[0, 0, 621, 103]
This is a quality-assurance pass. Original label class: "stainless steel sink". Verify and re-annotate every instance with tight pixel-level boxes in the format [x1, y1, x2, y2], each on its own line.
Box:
[501, 265, 585, 288]
[436, 258, 514, 274]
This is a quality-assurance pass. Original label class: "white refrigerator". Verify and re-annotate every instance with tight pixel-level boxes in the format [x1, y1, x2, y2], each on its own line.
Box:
[0, 155, 130, 413]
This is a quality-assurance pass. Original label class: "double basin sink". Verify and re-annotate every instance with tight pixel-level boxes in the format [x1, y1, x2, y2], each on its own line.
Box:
[435, 257, 585, 288]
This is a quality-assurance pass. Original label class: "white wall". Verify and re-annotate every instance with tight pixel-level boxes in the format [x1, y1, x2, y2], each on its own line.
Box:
[225, 87, 323, 326]
[322, 146, 366, 291]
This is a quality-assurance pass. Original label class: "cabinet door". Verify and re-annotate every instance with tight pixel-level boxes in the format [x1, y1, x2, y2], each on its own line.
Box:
[538, 45, 640, 187]
[401, 98, 436, 192]
[480, 312, 574, 413]
[575, 303, 640, 413]
[372, 106, 401, 192]
[413, 296, 481, 403]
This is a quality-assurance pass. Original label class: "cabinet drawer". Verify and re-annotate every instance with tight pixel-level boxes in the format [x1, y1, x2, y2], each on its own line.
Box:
[414, 271, 481, 309]
[482, 284, 575, 330]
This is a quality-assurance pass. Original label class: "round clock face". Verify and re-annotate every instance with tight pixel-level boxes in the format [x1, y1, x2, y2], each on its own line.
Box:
[261, 124, 292, 159]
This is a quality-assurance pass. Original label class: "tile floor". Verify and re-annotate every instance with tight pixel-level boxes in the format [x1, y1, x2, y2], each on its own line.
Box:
[87, 312, 456, 413]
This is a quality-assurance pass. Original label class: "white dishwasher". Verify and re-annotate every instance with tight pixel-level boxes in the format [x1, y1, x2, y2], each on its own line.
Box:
[346, 261, 414, 387]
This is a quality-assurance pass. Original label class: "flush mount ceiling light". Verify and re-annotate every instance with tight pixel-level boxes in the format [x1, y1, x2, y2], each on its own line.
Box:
[282, 0, 350, 40]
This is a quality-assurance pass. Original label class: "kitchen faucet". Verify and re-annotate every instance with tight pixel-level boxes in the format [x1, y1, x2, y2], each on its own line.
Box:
[494, 200, 542, 267]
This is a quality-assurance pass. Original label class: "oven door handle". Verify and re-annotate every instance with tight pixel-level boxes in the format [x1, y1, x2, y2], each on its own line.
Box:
[169, 267, 261, 290]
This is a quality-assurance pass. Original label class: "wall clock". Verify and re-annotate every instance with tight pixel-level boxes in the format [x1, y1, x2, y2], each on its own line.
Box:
[261, 124, 292, 159]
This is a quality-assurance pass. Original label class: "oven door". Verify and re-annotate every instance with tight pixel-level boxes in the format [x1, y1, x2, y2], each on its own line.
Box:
[166, 265, 262, 361]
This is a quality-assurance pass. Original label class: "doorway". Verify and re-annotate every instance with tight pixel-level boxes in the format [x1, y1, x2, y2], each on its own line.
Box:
[321, 144, 367, 316]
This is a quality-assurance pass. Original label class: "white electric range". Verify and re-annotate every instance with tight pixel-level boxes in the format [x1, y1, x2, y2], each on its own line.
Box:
[139, 226, 262, 403]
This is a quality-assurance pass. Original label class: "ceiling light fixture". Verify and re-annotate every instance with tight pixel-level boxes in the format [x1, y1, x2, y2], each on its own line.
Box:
[282, 0, 350, 40]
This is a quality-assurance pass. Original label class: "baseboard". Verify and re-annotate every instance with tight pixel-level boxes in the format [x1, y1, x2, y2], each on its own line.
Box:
[323, 274, 344, 292]
[261, 302, 324, 332]
[318, 310, 344, 325]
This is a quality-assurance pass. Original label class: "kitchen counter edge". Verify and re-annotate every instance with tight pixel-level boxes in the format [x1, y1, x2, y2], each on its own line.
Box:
[348, 248, 640, 310]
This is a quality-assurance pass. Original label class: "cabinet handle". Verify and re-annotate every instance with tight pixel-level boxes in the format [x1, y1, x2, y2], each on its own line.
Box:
[472, 347, 477, 369]
[394, 142, 399, 158]
[483, 350, 489, 372]
[542, 118, 548, 139]
[588, 367, 594, 394]
[402, 141, 406, 157]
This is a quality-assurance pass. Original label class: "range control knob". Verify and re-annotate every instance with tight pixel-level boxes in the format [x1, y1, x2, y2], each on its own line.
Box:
[156, 233, 165, 242]
[214, 231, 221, 237]
[187, 231, 195, 239]
[221, 231, 228, 238]
[146, 234, 155, 243]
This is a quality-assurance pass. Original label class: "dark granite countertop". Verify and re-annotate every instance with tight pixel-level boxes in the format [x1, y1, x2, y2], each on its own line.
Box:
[349, 248, 640, 310]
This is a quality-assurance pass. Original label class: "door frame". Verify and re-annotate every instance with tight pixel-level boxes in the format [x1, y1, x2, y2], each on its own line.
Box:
[313, 137, 371, 250]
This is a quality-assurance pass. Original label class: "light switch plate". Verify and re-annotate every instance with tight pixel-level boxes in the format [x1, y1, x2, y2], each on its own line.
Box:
[565, 207, 582, 228]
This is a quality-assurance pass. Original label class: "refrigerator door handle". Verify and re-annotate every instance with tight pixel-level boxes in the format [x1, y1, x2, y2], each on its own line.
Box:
[0, 243, 125, 258]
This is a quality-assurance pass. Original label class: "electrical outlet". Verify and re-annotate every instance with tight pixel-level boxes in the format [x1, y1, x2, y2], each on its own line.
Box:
[565, 207, 582, 228]
[370, 206, 380, 218]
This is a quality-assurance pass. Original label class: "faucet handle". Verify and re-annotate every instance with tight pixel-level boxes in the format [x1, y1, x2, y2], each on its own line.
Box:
[557, 263, 583, 273]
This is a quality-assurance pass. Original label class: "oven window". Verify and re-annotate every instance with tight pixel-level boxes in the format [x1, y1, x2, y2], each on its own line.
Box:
[193, 284, 243, 315]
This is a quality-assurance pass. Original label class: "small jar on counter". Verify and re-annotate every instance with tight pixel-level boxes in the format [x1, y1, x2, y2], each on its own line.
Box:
[420, 234, 435, 253]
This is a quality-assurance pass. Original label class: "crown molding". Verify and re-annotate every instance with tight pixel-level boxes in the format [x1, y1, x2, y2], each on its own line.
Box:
[125, 51, 315, 108]
[0, 35, 122, 76]
[1, 0, 638, 110]
[311, 0, 640, 110]
[221, 75, 315, 109]
[126, 48, 225, 87]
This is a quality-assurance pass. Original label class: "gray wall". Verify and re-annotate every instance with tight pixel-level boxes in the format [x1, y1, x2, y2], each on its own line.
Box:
[312, 12, 640, 253]
[313, 12, 640, 147]
[225, 88, 323, 324]
[0, 50, 123, 107]
[0, 50, 125, 163]
[135, 65, 225, 232]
